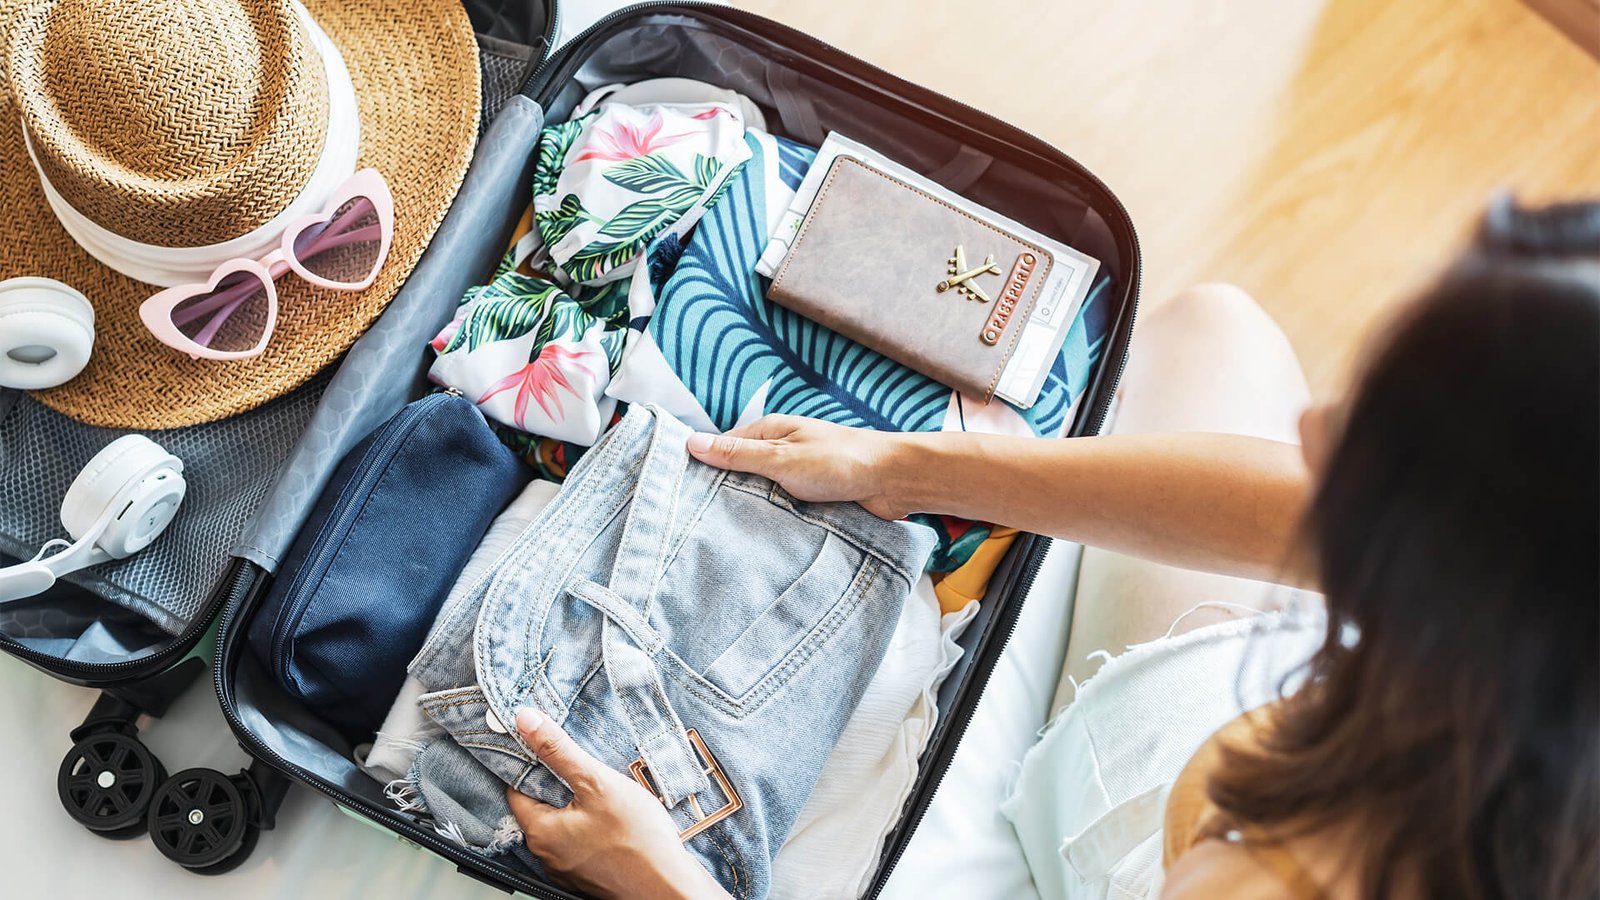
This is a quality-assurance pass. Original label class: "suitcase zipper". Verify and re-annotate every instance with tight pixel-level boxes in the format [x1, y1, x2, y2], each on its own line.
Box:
[0, 552, 241, 687]
[267, 392, 451, 690]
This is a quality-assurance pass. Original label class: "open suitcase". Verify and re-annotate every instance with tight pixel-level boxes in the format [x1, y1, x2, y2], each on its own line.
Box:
[2, 1, 1140, 894]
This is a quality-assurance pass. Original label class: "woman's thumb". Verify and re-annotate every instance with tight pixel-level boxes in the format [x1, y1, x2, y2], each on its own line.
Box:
[516, 708, 603, 797]
[687, 432, 776, 475]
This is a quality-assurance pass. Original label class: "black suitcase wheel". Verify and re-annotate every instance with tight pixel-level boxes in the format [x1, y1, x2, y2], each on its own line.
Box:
[57, 731, 167, 838]
[147, 768, 261, 875]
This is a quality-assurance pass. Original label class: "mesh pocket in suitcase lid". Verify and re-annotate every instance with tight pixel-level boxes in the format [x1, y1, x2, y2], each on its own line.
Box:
[0, 374, 328, 640]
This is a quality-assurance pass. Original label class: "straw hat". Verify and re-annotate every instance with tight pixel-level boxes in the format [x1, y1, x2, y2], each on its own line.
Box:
[0, 0, 480, 428]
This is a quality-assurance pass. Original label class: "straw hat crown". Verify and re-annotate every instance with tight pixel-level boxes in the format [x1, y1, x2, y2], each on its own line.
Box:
[8, 0, 330, 247]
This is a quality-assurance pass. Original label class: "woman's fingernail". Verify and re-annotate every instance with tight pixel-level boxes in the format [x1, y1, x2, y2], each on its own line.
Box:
[686, 433, 713, 455]
[516, 707, 544, 733]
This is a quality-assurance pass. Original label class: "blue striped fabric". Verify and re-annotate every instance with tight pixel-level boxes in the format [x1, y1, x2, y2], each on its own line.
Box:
[645, 133, 1112, 439]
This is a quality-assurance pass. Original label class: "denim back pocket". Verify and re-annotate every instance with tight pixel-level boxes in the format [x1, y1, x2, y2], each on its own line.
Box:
[651, 477, 881, 710]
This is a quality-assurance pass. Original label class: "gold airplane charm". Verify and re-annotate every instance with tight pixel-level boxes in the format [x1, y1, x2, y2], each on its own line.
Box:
[937, 245, 1003, 302]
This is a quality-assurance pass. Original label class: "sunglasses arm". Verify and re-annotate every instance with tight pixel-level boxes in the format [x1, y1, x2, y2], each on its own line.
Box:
[299, 223, 384, 256]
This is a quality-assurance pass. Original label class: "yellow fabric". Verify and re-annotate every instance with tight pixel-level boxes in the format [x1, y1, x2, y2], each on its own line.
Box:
[507, 203, 538, 274]
[932, 527, 1019, 614]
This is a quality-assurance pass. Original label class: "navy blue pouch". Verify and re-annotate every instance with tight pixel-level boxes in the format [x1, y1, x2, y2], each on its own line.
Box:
[248, 392, 530, 745]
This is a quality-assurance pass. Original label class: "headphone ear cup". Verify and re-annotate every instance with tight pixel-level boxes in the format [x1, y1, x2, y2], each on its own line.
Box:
[0, 278, 94, 391]
[97, 466, 186, 559]
[60, 435, 181, 548]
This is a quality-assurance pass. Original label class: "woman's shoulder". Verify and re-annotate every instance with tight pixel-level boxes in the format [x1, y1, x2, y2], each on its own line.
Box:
[1161, 838, 1297, 900]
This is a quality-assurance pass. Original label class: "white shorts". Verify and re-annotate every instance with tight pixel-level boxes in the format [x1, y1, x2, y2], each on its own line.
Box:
[1001, 600, 1327, 900]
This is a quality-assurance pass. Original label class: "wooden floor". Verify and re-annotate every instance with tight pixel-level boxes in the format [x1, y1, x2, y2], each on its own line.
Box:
[735, 0, 1600, 395]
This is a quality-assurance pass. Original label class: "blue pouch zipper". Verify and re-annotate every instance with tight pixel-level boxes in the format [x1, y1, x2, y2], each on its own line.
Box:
[267, 392, 454, 691]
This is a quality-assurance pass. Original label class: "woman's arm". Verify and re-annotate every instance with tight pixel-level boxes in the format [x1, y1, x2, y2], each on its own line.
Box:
[687, 417, 1315, 588]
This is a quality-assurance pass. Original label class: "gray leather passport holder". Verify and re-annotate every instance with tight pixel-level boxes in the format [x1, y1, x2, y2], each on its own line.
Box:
[767, 156, 1054, 401]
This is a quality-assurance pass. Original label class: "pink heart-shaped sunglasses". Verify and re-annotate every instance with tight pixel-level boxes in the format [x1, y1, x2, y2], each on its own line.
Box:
[140, 168, 395, 360]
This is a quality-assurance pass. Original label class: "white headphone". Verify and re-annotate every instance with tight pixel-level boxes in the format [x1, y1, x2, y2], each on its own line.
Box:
[0, 435, 186, 603]
[0, 277, 95, 390]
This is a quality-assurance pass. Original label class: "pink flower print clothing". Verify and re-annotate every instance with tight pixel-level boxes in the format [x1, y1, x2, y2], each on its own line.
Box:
[475, 344, 604, 433]
[428, 271, 628, 446]
[572, 111, 700, 163]
[431, 84, 756, 445]
[532, 98, 752, 287]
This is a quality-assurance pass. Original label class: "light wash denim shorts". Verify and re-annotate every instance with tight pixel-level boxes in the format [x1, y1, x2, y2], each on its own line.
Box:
[406, 404, 935, 899]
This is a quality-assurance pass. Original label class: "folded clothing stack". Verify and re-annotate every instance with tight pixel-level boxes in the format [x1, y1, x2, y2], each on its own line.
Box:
[362, 404, 936, 898]
[361, 473, 975, 899]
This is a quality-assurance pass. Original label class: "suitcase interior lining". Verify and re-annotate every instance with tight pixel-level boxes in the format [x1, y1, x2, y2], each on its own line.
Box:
[0, 375, 329, 662]
[545, 15, 1127, 283]
[0, 570, 170, 664]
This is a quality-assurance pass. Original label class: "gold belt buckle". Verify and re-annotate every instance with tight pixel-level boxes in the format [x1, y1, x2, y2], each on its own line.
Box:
[628, 728, 743, 843]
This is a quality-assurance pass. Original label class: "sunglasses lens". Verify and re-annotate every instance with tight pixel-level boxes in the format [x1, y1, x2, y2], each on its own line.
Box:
[170, 271, 271, 354]
[292, 195, 384, 287]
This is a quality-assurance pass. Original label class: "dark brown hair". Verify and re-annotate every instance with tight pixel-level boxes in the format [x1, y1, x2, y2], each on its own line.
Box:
[1207, 198, 1600, 900]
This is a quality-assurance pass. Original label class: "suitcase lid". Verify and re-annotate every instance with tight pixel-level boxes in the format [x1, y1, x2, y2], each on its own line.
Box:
[0, 0, 561, 688]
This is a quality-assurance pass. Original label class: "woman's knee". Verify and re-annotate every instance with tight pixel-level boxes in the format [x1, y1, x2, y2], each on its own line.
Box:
[1116, 282, 1310, 439]
[1137, 283, 1303, 382]
[1146, 283, 1280, 344]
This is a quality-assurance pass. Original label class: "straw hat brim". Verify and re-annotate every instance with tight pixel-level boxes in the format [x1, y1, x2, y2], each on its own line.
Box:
[0, 0, 481, 429]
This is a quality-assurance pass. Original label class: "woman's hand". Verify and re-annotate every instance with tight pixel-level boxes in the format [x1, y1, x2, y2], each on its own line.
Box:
[686, 415, 915, 519]
[505, 709, 731, 900]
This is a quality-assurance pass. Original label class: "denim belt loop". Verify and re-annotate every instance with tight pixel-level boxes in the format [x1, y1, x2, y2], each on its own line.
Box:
[570, 407, 710, 806]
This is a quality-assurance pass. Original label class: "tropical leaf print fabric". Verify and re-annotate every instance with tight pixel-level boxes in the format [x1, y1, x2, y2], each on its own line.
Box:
[429, 91, 757, 445]
[532, 101, 753, 286]
[428, 258, 628, 445]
